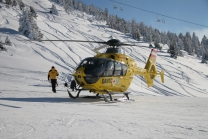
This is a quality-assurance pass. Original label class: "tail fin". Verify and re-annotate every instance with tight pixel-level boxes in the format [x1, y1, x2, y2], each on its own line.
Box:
[143, 49, 164, 87]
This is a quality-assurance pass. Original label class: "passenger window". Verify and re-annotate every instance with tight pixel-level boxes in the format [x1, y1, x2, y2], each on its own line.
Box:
[121, 64, 127, 76]
[106, 61, 114, 70]
[114, 62, 121, 76]
[103, 61, 114, 76]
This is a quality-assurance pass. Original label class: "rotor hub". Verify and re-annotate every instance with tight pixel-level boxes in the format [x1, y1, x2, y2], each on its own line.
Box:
[106, 39, 121, 47]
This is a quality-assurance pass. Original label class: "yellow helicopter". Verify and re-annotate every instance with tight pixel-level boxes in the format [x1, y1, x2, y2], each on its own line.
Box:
[32, 39, 165, 102]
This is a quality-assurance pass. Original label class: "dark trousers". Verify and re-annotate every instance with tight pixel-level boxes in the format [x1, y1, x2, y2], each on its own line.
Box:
[51, 79, 57, 92]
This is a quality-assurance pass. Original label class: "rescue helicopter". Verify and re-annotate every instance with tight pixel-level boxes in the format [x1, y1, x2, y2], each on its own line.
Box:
[33, 39, 165, 102]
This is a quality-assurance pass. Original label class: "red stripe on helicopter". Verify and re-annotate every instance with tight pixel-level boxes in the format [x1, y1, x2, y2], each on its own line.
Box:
[150, 49, 158, 58]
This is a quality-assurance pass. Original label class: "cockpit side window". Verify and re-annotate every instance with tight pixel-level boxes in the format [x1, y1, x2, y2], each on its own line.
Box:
[76, 59, 88, 70]
[82, 60, 88, 65]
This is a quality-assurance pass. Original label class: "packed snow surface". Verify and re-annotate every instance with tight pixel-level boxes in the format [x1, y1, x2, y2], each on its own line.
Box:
[0, 0, 208, 138]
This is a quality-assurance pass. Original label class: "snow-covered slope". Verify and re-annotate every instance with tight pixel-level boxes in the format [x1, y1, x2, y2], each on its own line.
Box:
[0, 0, 208, 138]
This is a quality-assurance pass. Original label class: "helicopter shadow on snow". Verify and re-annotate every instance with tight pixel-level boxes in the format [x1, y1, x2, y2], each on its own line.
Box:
[0, 95, 107, 104]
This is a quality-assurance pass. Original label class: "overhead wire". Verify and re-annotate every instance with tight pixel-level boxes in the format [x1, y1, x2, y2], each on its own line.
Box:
[109, 0, 208, 28]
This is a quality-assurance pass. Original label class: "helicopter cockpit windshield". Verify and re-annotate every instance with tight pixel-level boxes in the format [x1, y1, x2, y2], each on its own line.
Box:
[84, 58, 106, 76]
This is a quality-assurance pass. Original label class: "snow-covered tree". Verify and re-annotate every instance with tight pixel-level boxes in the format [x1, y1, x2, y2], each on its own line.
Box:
[13, 0, 18, 6]
[58, 0, 65, 5]
[64, 3, 71, 14]
[0, 38, 7, 51]
[51, 4, 59, 15]
[118, 18, 125, 33]
[135, 27, 140, 41]
[178, 38, 184, 50]
[73, 0, 78, 10]
[77, 1, 82, 12]
[81, 3, 87, 13]
[201, 36, 208, 63]
[177, 38, 185, 56]
[103, 8, 108, 21]
[184, 32, 193, 54]
[68, 0, 75, 10]
[169, 41, 178, 59]
[185, 37, 193, 54]
[0, 44, 6, 51]
[192, 32, 200, 57]
[201, 35, 207, 46]
[167, 32, 178, 43]
[146, 26, 153, 44]
[138, 22, 146, 38]
[5, 0, 13, 5]
[18, 0, 25, 10]
[160, 32, 166, 44]
[131, 19, 138, 39]
[0, 39, 3, 50]
[49, 0, 64, 5]
[5, 35, 12, 45]
[18, 8, 43, 40]
[153, 29, 161, 45]
[30, 6, 37, 18]
[125, 20, 132, 35]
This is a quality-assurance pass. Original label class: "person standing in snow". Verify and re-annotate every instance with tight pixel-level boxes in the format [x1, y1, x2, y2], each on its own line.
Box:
[48, 66, 59, 93]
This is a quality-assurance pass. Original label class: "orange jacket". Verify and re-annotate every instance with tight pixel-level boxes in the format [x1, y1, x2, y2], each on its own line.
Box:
[48, 68, 59, 79]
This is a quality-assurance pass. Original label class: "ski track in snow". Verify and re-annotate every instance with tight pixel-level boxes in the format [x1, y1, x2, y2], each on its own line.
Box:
[31, 42, 74, 71]
[128, 46, 208, 96]
[159, 58, 208, 94]
[160, 54, 208, 80]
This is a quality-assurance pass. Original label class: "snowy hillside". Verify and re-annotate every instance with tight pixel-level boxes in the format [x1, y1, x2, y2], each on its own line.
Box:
[0, 0, 208, 139]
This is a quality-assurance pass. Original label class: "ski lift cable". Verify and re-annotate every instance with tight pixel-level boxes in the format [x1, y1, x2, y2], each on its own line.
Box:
[109, 0, 208, 28]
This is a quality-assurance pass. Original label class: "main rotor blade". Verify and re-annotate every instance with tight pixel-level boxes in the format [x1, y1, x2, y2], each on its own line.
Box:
[120, 43, 138, 46]
[93, 44, 108, 53]
[18, 39, 108, 44]
[17, 39, 146, 47]
[120, 42, 145, 46]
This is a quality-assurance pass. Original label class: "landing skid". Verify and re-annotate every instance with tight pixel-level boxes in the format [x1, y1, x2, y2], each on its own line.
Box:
[67, 89, 82, 99]
[102, 91, 130, 102]
[66, 88, 131, 102]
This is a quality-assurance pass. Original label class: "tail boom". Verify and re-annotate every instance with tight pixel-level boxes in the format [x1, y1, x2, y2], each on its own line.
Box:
[134, 49, 165, 87]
